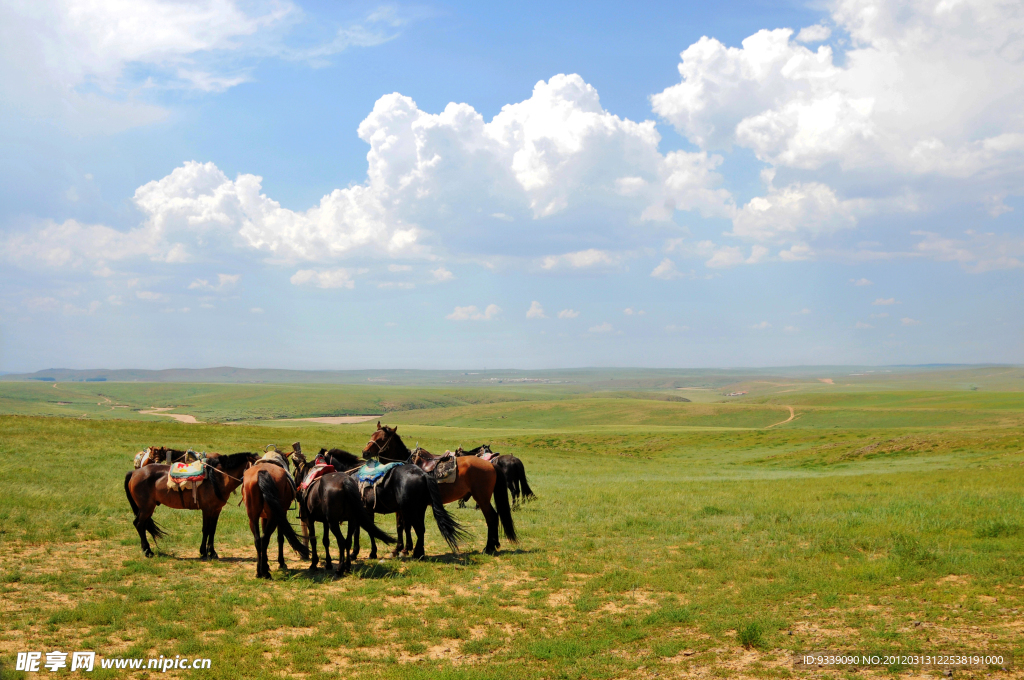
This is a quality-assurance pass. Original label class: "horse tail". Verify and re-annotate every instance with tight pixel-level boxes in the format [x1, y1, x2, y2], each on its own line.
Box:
[124, 472, 139, 517]
[125, 471, 167, 540]
[425, 475, 470, 552]
[492, 466, 518, 544]
[344, 480, 395, 545]
[257, 470, 309, 560]
[517, 461, 536, 500]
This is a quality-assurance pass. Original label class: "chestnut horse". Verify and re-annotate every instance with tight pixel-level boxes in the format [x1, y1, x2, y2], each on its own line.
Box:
[242, 459, 309, 578]
[124, 452, 258, 558]
[457, 445, 536, 505]
[363, 423, 516, 555]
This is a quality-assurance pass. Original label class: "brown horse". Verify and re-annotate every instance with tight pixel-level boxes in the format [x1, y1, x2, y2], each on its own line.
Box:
[124, 452, 258, 558]
[456, 444, 536, 506]
[242, 459, 309, 578]
[363, 423, 516, 555]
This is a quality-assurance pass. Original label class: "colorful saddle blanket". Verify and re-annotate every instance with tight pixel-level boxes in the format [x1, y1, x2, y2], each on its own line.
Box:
[299, 464, 335, 492]
[169, 459, 205, 482]
[478, 451, 499, 462]
[167, 452, 208, 495]
[356, 460, 402, 485]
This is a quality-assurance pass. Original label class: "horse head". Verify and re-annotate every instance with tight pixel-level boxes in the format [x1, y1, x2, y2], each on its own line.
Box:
[363, 424, 399, 460]
[291, 450, 309, 476]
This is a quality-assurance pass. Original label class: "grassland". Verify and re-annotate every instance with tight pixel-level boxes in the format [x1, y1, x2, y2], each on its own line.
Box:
[1, 368, 1024, 679]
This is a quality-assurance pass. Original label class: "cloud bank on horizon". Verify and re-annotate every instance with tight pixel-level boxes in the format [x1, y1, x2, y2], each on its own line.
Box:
[0, 0, 1022, 369]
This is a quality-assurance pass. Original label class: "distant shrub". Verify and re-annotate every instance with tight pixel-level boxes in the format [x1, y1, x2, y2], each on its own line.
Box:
[738, 621, 766, 649]
[891, 534, 937, 564]
[975, 520, 1021, 538]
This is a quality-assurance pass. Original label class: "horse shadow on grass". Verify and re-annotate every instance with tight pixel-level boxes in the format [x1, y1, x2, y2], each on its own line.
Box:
[412, 547, 537, 566]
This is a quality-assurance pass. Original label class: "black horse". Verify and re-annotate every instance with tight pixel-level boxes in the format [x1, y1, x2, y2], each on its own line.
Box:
[291, 452, 396, 575]
[294, 448, 468, 559]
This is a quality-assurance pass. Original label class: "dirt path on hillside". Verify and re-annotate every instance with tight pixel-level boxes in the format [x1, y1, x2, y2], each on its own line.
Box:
[281, 415, 381, 425]
[139, 407, 201, 424]
[766, 405, 795, 428]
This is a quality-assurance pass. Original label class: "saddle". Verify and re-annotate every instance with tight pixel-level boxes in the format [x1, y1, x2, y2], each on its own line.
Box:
[133, 448, 152, 469]
[478, 451, 500, 462]
[257, 450, 298, 495]
[412, 448, 458, 483]
[167, 450, 209, 502]
[298, 460, 335, 493]
[356, 460, 403, 506]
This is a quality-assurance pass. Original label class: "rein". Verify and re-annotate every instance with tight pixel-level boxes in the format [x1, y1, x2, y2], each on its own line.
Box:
[201, 459, 249, 484]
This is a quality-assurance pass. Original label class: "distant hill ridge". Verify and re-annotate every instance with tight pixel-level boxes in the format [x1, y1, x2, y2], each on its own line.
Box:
[0, 364, 1016, 388]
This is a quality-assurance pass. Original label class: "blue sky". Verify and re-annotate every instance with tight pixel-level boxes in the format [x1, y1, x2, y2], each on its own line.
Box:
[1, 0, 1022, 372]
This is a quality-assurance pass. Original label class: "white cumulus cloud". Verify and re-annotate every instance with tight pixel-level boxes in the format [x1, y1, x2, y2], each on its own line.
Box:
[557, 309, 580, 319]
[447, 304, 501, 321]
[540, 249, 619, 271]
[290, 268, 357, 289]
[526, 301, 547, 319]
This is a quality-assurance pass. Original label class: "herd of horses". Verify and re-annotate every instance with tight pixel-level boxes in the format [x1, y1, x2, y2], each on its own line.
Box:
[123, 423, 536, 578]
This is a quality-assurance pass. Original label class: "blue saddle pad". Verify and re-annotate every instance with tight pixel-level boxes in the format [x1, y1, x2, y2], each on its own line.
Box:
[356, 460, 402, 484]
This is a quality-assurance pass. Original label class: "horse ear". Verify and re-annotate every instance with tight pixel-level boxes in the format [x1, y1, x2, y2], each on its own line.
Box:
[376, 421, 381, 429]
[393, 426, 398, 433]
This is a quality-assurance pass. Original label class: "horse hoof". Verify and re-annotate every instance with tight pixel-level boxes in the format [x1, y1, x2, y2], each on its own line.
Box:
[485, 547, 498, 556]
[200, 554, 209, 562]
[144, 550, 154, 558]
[210, 551, 219, 560]
[278, 562, 287, 570]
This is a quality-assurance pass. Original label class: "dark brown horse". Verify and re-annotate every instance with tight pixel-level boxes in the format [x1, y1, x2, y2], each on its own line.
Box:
[363, 423, 516, 555]
[124, 452, 258, 558]
[298, 448, 468, 560]
[242, 458, 309, 578]
[291, 452, 395, 574]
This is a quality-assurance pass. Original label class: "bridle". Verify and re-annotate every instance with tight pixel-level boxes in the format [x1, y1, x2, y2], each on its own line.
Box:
[365, 429, 399, 460]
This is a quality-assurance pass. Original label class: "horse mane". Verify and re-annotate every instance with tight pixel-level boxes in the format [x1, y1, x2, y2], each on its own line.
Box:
[326, 448, 362, 469]
[210, 452, 255, 470]
[378, 426, 412, 460]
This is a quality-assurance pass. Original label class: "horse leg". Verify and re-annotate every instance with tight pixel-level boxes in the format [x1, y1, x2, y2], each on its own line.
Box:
[249, 516, 265, 579]
[207, 511, 221, 559]
[307, 520, 320, 571]
[200, 514, 210, 559]
[133, 497, 159, 558]
[474, 490, 500, 555]
[511, 475, 521, 505]
[277, 526, 286, 569]
[256, 520, 272, 577]
[330, 521, 348, 575]
[391, 513, 404, 558]
[404, 515, 414, 557]
[350, 516, 361, 559]
[135, 512, 154, 558]
[322, 522, 333, 572]
[458, 492, 470, 509]
[410, 506, 427, 559]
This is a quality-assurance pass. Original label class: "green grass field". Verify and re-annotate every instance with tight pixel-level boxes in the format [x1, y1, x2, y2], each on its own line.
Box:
[1, 369, 1023, 679]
